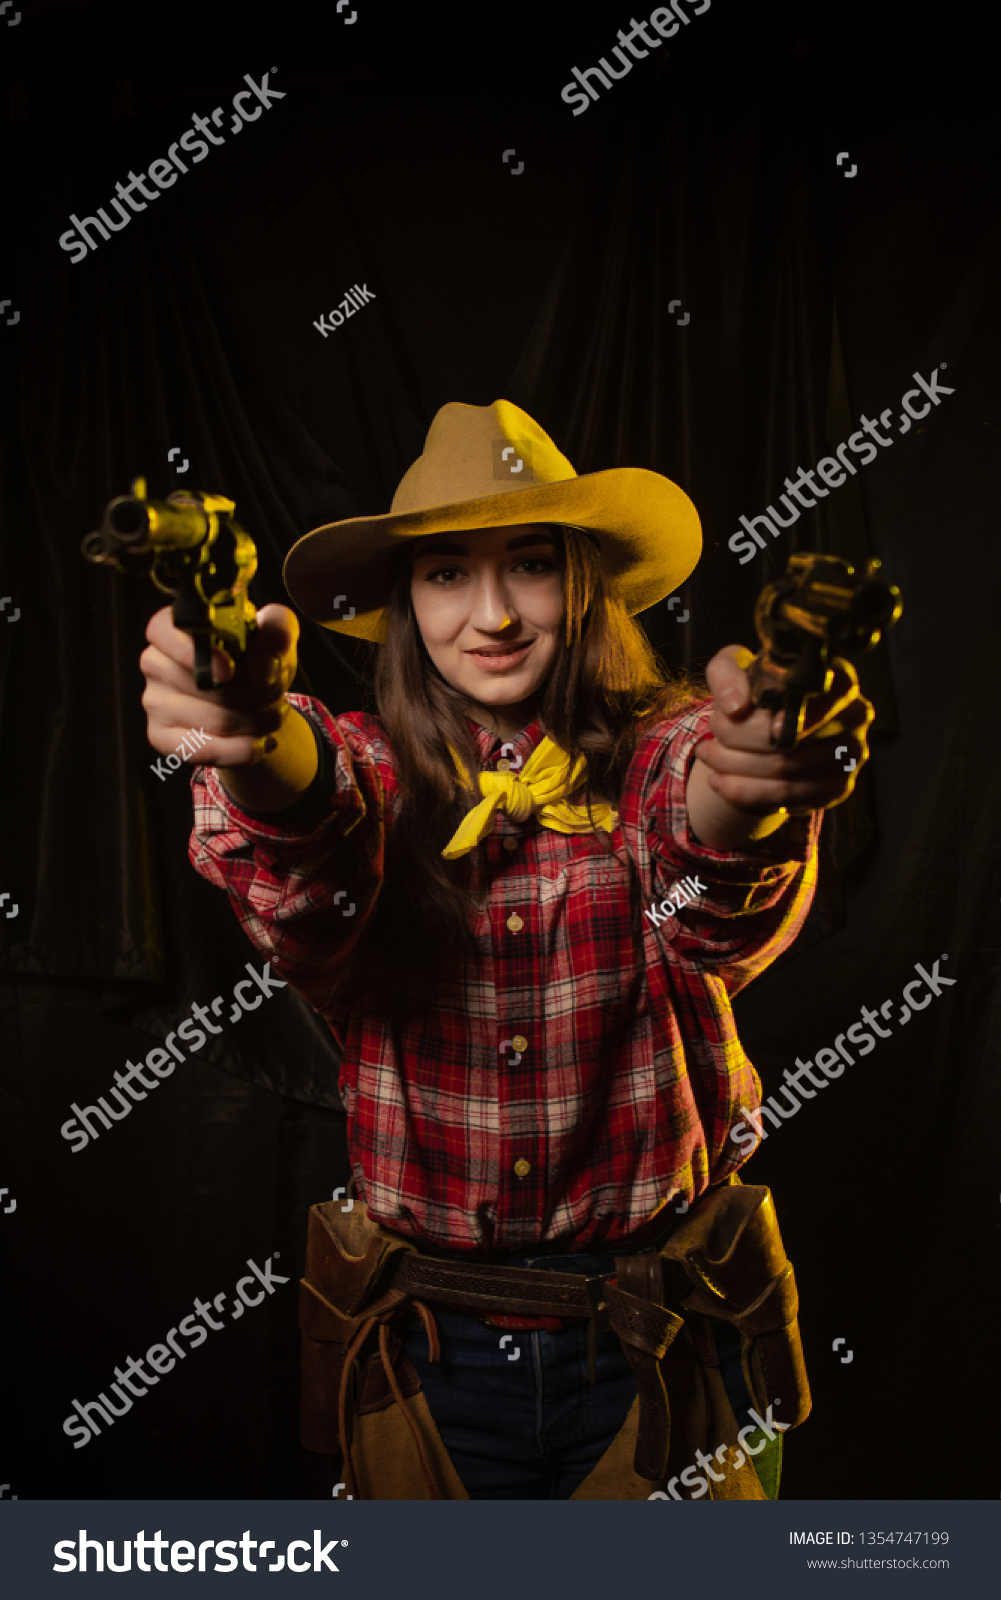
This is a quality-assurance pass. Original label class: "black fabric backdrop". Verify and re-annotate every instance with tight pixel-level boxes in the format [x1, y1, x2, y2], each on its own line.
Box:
[1, 0, 998, 1499]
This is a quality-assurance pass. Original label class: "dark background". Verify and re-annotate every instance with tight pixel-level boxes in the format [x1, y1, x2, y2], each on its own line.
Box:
[1, 0, 998, 1499]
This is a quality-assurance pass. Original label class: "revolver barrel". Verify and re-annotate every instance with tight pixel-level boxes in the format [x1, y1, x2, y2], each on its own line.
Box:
[103, 493, 209, 550]
[82, 478, 215, 567]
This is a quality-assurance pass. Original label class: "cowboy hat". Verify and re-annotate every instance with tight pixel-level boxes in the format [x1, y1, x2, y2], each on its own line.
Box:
[283, 399, 702, 640]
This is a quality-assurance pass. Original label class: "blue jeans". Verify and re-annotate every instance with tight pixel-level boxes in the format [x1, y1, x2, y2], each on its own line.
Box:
[401, 1250, 764, 1501]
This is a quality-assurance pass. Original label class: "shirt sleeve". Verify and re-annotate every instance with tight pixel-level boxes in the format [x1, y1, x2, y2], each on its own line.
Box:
[187, 694, 392, 1020]
[635, 699, 823, 995]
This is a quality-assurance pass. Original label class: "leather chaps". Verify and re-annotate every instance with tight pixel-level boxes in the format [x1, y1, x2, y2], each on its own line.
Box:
[298, 1180, 811, 1500]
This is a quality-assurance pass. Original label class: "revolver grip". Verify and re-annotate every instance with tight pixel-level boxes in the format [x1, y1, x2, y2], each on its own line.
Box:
[193, 635, 215, 692]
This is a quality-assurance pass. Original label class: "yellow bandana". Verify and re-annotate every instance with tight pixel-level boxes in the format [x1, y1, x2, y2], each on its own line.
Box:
[442, 736, 618, 860]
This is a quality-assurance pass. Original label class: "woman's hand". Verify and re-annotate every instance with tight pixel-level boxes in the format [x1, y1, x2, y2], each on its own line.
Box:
[140, 603, 319, 811]
[686, 644, 875, 851]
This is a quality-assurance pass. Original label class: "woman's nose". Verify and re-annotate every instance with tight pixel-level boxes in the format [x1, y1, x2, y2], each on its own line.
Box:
[469, 574, 517, 633]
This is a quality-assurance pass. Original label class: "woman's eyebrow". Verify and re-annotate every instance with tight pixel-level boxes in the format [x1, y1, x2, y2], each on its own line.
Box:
[414, 531, 557, 560]
[505, 532, 557, 552]
[416, 540, 468, 557]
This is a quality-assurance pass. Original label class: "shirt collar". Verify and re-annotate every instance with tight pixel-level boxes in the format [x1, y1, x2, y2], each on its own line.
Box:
[467, 717, 545, 771]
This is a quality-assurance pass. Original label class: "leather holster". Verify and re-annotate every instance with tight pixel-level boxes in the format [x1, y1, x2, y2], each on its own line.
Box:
[298, 1183, 811, 1489]
[298, 1199, 418, 1454]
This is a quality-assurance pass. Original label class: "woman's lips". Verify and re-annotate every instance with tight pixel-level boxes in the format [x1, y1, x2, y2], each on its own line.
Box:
[465, 639, 534, 672]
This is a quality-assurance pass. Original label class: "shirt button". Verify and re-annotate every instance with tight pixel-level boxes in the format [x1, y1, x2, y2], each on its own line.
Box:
[506, 913, 524, 933]
[511, 1034, 528, 1053]
[514, 1158, 531, 1178]
[502, 835, 519, 852]
[496, 758, 512, 772]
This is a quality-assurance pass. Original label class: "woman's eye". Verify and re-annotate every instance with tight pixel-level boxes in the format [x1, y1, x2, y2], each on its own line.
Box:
[515, 557, 558, 575]
[425, 566, 464, 584]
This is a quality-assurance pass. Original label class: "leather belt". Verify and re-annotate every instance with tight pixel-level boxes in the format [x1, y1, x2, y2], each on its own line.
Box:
[389, 1250, 684, 1480]
[392, 1252, 613, 1319]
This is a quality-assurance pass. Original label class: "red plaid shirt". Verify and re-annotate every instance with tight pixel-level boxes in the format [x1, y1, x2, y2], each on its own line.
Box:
[189, 695, 821, 1255]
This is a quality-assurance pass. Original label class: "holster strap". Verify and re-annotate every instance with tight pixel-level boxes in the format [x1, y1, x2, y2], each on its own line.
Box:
[613, 1252, 684, 1481]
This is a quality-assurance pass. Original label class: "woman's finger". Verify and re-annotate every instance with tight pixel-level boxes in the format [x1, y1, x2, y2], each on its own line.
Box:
[144, 605, 236, 684]
[703, 765, 854, 815]
[141, 681, 285, 746]
[704, 645, 757, 717]
[139, 642, 233, 701]
[696, 729, 864, 782]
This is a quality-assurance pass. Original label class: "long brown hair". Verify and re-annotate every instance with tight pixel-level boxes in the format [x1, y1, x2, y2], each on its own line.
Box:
[362, 525, 705, 1011]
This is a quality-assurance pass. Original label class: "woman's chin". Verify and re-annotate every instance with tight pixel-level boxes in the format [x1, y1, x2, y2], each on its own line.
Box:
[461, 672, 539, 707]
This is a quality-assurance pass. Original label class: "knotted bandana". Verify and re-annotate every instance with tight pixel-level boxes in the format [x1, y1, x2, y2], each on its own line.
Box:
[442, 736, 618, 860]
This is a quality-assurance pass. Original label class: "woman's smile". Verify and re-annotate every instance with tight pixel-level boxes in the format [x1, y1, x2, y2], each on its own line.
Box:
[464, 638, 536, 672]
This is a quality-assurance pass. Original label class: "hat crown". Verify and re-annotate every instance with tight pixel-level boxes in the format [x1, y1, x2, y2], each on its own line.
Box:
[390, 400, 577, 515]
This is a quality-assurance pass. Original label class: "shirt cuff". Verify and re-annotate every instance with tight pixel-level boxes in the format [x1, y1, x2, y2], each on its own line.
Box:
[195, 698, 363, 850]
[233, 716, 331, 829]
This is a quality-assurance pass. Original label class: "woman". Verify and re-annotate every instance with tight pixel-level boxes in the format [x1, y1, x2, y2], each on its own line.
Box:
[140, 400, 872, 1500]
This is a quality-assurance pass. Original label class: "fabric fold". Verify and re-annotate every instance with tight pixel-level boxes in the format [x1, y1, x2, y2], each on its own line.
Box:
[442, 736, 618, 859]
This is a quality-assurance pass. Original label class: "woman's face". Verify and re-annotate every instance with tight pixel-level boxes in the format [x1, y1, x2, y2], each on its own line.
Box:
[410, 522, 564, 734]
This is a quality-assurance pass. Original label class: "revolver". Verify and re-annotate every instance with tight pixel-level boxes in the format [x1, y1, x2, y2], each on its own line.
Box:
[82, 478, 257, 690]
[746, 552, 902, 748]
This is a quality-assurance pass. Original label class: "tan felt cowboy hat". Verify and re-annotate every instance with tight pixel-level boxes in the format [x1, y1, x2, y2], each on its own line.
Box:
[283, 399, 702, 641]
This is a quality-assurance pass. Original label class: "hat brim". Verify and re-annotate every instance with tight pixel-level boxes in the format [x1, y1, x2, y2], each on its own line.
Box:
[283, 467, 702, 641]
